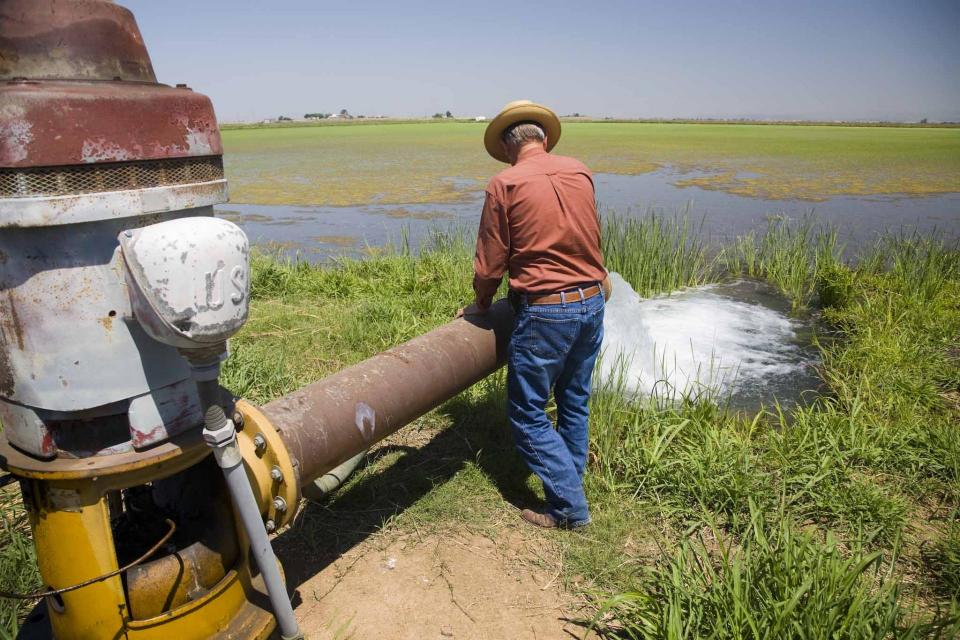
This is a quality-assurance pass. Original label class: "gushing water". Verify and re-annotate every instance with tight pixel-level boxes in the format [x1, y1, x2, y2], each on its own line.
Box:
[598, 273, 818, 406]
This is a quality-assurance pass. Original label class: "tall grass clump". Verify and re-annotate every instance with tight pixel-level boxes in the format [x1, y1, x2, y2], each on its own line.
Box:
[589, 386, 771, 529]
[590, 505, 959, 640]
[602, 214, 715, 297]
[724, 215, 842, 311]
[0, 486, 40, 636]
[812, 233, 960, 494]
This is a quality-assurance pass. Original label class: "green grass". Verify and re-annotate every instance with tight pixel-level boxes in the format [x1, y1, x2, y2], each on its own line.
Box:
[589, 504, 957, 640]
[221, 121, 960, 206]
[0, 485, 40, 637]
[580, 221, 960, 637]
[723, 215, 843, 311]
[601, 214, 715, 297]
[3, 217, 959, 637]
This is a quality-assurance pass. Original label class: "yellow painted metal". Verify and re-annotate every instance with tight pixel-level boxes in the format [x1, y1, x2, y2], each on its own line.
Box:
[13, 398, 297, 638]
[27, 479, 129, 638]
[24, 474, 278, 639]
[125, 472, 239, 620]
[123, 566, 275, 639]
[235, 400, 300, 529]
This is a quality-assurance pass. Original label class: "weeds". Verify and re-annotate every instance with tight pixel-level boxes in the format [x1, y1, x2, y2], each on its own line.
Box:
[0, 485, 39, 637]
[581, 216, 959, 636]
[723, 215, 842, 311]
[590, 504, 959, 639]
[602, 214, 715, 297]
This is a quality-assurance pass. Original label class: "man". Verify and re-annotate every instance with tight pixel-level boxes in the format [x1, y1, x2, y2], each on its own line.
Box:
[458, 100, 607, 529]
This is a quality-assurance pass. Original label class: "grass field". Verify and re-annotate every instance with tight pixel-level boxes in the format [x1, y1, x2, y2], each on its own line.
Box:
[221, 121, 960, 206]
[2, 218, 958, 637]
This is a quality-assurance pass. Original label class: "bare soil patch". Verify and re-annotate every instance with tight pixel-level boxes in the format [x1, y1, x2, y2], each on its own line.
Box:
[293, 528, 581, 640]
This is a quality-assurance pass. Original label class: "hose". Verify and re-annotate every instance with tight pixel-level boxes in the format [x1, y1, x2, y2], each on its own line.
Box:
[301, 451, 365, 502]
[201, 403, 303, 640]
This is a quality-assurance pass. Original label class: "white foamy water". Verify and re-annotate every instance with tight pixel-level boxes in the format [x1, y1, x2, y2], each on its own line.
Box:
[598, 273, 812, 402]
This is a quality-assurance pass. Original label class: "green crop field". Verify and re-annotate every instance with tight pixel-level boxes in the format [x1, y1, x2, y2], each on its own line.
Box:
[221, 121, 960, 207]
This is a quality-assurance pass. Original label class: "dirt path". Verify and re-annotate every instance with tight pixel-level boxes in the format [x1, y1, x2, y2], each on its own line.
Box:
[292, 528, 581, 640]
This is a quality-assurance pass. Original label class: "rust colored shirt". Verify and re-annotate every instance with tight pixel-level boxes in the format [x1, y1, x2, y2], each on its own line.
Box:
[473, 145, 606, 307]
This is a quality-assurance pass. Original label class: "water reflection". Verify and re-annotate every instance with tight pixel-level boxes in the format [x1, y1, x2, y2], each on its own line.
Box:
[216, 168, 959, 262]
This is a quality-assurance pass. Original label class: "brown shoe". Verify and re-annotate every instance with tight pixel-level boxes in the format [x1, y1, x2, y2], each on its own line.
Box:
[521, 509, 558, 529]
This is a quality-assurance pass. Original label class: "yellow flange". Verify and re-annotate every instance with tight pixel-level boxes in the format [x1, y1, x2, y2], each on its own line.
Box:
[235, 400, 301, 530]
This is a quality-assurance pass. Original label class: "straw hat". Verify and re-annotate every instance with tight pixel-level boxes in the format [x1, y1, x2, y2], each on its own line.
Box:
[484, 100, 561, 163]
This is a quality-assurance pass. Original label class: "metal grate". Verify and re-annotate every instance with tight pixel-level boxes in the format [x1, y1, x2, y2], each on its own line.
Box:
[0, 156, 225, 198]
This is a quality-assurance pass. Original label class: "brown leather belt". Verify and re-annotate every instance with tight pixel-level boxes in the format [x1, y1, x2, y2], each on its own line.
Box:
[521, 284, 602, 305]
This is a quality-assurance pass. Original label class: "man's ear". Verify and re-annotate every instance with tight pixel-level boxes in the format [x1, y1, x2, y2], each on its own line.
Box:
[542, 135, 549, 150]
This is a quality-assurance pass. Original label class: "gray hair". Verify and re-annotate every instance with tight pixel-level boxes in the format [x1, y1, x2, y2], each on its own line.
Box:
[501, 122, 545, 149]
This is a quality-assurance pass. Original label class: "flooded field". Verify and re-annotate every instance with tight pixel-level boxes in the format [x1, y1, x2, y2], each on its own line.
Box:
[222, 122, 960, 206]
[219, 121, 959, 260]
[217, 167, 960, 261]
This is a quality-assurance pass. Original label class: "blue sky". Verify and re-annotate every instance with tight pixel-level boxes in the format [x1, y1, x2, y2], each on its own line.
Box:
[125, 0, 960, 123]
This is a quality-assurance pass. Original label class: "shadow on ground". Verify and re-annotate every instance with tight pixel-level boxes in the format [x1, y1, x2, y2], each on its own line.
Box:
[272, 376, 543, 595]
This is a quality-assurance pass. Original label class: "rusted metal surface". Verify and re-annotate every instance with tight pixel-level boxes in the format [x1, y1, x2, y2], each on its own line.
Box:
[0, 81, 222, 168]
[0, 0, 156, 82]
[127, 379, 205, 450]
[126, 473, 239, 619]
[0, 425, 209, 482]
[0, 181, 228, 228]
[0, 156, 225, 199]
[0, 0, 222, 169]
[0, 213, 194, 410]
[263, 302, 514, 486]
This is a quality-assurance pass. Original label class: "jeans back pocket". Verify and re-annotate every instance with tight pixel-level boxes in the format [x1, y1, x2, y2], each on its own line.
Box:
[525, 314, 580, 360]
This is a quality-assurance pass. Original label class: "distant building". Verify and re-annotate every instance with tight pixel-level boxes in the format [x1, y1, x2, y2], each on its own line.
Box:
[474, 116, 487, 122]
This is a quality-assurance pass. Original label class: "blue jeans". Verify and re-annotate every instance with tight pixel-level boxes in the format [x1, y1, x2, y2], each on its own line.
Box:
[507, 291, 604, 527]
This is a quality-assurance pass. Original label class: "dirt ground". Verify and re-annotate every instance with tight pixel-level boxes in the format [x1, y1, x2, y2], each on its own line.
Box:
[271, 418, 589, 640]
[292, 528, 582, 640]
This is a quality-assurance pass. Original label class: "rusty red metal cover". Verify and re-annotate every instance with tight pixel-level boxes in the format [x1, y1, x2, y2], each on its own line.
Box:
[0, 0, 156, 82]
[0, 0, 222, 168]
[1, 81, 223, 167]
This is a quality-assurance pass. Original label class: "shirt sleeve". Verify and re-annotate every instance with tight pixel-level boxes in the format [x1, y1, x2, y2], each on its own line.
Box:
[473, 190, 509, 308]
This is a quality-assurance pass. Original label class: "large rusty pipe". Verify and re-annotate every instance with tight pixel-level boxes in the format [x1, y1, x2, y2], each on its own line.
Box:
[262, 301, 513, 487]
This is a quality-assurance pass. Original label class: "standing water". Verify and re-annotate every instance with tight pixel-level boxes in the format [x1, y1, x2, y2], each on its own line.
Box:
[597, 273, 820, 410]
